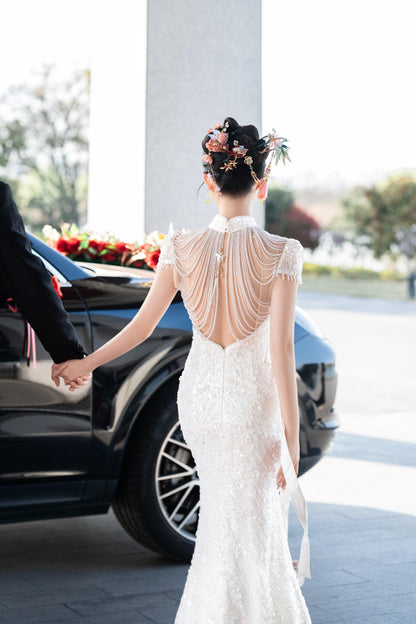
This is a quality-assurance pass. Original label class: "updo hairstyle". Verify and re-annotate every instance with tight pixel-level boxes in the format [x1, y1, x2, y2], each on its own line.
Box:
[201, 116, 268, 198]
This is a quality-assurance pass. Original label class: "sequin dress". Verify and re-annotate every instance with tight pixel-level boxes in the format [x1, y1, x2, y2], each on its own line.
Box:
[157, 214, 312, 624]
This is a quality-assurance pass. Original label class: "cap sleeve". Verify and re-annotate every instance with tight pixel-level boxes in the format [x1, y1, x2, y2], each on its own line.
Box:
[275, 238, 304, 284]
[156, 230, 178, 272]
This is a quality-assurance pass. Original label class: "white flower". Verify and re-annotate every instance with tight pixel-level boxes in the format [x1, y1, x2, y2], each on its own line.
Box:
[42, 224, 60, 241]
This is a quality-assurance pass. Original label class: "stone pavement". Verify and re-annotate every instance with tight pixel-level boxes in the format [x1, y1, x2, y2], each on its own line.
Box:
[0, 291, 415, 623]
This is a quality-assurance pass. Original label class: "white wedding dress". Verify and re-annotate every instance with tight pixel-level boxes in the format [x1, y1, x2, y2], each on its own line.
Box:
[157, 214, 312, 624]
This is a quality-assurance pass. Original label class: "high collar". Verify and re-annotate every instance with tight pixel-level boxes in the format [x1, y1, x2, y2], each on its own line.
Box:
[208, 214, 257, 233]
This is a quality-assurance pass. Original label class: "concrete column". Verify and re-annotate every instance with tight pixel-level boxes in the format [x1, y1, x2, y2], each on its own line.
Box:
[87, 0, 147, 240]
[88, 0, 263, 239]
[146, 0, 263, 233]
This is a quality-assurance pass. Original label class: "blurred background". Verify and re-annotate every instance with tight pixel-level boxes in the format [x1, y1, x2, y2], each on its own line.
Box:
[1, 0, 415, 304]
[0, 3, 415, 622]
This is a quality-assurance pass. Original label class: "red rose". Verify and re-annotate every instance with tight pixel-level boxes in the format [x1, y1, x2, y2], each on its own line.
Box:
[132, 259, 145, 268]
[101, 251, 118, 262]
[66, 237, 81, 254]
[56, 238, 69, 253]
[88, 240, 107, 255]
[115, 242, 130, 253]
[146, 249, 160, 270]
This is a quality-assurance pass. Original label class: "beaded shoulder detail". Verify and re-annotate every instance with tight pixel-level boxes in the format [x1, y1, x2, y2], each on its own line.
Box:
[275, 237, 304, 284]
[156, 223, 304, 342]
[157, 230, 180, 270]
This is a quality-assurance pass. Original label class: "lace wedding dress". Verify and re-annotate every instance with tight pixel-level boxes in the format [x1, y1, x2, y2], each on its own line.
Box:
[157, 214, 312, 624]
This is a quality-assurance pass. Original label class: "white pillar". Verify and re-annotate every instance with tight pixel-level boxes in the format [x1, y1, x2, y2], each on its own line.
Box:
[87, 0, 147, 240]
[145, 0, 263, 233]
[88, 0, 263, 239]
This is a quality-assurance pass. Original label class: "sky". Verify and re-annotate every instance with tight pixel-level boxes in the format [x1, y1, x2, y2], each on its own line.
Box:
[262, 0, 416, 188]
[1, 0, 415, 191]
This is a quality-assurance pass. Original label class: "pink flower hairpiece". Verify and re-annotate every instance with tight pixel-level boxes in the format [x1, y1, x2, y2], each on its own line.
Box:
[202, 121, 291, 201]
[204, 121, 230, 154]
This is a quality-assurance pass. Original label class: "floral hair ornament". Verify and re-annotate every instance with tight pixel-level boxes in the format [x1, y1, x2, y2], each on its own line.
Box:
[203, 122, 291, 203]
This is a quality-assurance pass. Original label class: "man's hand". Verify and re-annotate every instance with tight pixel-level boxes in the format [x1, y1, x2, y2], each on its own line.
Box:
[52, 358, 93, 391]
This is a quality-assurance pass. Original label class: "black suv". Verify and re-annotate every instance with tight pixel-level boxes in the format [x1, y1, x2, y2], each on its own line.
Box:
[0, 234, 339, 562]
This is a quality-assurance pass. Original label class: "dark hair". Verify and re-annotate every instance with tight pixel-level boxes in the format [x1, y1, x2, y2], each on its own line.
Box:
[201, 116, 268, 198]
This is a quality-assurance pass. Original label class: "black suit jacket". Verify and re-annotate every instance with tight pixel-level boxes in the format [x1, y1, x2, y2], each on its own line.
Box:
[0, 181, 87, 363]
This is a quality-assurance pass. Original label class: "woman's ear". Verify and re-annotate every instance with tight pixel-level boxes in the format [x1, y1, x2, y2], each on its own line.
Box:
[203, 172, 215, 192]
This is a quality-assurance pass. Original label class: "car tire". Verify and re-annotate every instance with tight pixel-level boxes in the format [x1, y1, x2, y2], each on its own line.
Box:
[112, 378, 198, 563]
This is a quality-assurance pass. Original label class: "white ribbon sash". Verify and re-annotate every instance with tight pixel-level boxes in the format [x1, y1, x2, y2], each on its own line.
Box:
[279, 430, 311, 587]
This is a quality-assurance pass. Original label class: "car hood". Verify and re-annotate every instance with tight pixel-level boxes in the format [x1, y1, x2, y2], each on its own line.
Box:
[75, 261, 155, 286]
[71, 261, 182, 309]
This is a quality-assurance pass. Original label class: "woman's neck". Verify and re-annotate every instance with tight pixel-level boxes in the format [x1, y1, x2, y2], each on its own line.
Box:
[216, 192, 255, 219]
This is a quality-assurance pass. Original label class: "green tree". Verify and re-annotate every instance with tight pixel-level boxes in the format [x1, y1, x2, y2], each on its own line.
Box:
[0, 64, 89, 231]
[341, 173, 416, 260]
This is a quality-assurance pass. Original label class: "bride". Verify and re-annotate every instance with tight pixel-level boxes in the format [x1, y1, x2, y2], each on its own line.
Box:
[53, 116, 312, 623]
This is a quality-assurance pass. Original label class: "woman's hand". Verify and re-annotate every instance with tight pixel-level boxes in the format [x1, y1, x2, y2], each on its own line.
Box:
[276, 435, 300, 490]
[52, 356, 93, 391]
[287, 437, 300, 476]
[276, 464, 286, 490]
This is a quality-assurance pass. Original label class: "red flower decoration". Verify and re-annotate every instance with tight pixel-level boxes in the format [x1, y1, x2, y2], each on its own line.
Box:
[50, 225, 165, 272]
[145, 249, 160, 270]
[115, 242, 130, 253]
[66, 237, 80, 254]
[56, 238, 69, 253]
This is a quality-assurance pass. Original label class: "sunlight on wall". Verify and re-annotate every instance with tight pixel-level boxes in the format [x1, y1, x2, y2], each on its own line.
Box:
[87, 0, 147, 239]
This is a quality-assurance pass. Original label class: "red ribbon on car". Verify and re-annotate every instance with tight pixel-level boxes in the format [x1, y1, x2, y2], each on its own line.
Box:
[51, 275, 63, 298]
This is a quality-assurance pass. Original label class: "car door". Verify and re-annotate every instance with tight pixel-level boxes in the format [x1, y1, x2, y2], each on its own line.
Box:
[0, 254, 93, 511]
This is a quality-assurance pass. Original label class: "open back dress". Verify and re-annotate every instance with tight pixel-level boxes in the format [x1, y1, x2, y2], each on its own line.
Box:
[157, 213, 311, 624]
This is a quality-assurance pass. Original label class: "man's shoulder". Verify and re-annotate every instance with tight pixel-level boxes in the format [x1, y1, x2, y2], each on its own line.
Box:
[0, 181, 24, 236]
[0, 180, 12, 202]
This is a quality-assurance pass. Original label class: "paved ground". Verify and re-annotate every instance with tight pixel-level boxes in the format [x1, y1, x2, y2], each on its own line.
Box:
[1, 291, 415, 623]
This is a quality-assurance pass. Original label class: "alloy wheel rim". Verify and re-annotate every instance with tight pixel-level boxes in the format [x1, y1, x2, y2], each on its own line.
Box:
[155, 421, 200, 541]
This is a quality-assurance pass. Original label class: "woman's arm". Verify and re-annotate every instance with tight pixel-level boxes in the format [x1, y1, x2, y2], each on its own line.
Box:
[270, 274, 300, 479]
[52, 266, 178, 386]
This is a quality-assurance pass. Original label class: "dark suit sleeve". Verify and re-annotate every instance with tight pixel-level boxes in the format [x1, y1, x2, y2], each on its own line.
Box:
[0, 182, 88, 363]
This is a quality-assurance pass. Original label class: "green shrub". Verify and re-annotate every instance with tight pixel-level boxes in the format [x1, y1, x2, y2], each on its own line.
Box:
[303, 262, 406, 281]
[303, 262, 332, 276]
[379, 270, 407, 281]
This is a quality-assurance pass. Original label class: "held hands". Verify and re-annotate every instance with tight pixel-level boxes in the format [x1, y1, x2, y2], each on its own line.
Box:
[52, 357, 93, 391]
